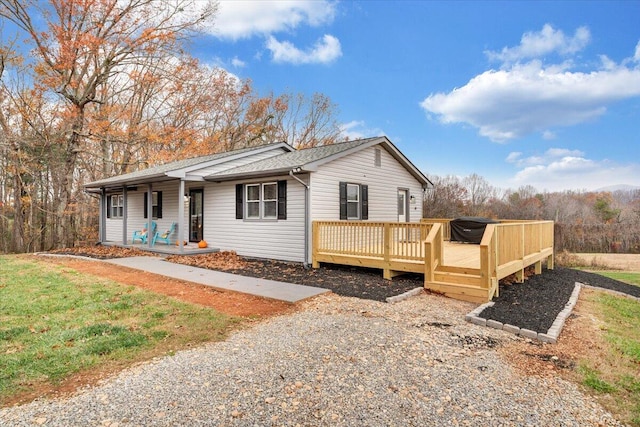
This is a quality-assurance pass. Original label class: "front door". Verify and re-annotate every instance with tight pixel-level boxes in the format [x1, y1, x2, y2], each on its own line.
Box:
[189, 189, 203, 242]
[398, 189, 408, 222]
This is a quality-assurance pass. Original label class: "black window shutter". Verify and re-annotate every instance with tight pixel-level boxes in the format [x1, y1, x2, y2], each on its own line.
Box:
[143, 192, 148, 218]
[361, 185, 369, 220]
[235, 184, 243, 219]
[277, 180, 287, 220]
[339, 182, 347, 220]
[106, 195, 112, 218]
[156, 191, 162, 219]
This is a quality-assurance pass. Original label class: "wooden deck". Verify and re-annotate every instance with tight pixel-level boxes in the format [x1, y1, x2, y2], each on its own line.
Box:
[312, 220, 554, 303]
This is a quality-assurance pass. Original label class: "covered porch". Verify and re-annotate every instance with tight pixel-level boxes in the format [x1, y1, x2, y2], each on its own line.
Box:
[86, 175, 206, 254]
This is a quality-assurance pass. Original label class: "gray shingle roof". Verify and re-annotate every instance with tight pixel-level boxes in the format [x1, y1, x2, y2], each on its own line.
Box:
[207, 137, 380, 179]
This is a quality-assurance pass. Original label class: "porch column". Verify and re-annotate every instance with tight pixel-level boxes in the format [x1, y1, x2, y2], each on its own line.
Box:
[122, 186, 128, 245]
[178, 179, 185, 253]
[99, 188, 106, 242]
[147, 184, 153, 248]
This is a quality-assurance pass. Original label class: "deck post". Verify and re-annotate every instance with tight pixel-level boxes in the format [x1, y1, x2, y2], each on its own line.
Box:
[383, 222, 392, 280]
[534, 260, 542, 275]
[312, 221, 320, 269]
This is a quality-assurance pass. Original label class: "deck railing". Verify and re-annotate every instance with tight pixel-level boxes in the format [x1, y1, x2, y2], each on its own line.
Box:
[313, 221, 433, 261]
[421, 218, 451, 240]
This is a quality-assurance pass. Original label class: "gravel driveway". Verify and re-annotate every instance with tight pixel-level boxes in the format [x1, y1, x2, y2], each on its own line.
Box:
[1, 293, 621, 426]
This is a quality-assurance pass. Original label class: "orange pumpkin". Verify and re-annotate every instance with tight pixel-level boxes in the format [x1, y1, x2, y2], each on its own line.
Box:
[198, 240, 208, 248]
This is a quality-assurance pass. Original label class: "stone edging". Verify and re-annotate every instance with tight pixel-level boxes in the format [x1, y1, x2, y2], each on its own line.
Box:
[465, 282, 583, 344]
[386, 287, 424, 304]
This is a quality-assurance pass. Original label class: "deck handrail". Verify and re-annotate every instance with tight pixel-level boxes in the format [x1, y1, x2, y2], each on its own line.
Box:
[423, 222, 443, 283]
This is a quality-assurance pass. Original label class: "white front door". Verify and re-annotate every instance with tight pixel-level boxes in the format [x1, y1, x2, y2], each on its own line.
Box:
[398, 189, 408, 222]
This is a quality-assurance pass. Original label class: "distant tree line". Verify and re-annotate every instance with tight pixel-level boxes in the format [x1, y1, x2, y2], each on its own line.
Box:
[424, 174, 640, 254]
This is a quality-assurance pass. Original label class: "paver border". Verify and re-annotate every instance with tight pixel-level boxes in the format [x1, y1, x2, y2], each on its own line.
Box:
[465, 282, 583, 344]
[386, 287, 424, 303]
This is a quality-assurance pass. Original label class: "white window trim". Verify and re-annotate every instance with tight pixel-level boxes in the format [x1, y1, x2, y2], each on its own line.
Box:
[262, 182, 277, 219]
[245, 182, 278, 220]
[245, 184, 261, 219]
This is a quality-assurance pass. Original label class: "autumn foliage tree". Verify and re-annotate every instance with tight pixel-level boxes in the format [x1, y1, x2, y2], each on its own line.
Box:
[1, 0, 216, 248]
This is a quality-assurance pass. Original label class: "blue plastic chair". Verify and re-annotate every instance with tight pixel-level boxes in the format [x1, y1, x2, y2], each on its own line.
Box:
[132, 222, 156, 244]
[152, 222, 176, 246]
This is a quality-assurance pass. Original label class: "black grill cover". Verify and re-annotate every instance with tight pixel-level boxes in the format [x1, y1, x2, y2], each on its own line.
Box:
[450, 217, 499, 244]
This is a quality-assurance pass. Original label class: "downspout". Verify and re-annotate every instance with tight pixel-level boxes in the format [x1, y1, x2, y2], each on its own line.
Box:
[289, 170, 310, 268]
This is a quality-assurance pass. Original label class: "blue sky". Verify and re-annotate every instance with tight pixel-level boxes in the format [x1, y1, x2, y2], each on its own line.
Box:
[191, 0, 640, 193]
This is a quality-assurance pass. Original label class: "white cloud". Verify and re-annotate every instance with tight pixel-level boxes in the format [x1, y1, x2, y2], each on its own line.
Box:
[211, 0, 337, 40]
[267, 34, 341, 65]
[485, 24, 590, 65]
[506, 148, 585, 167]
[340, 120, 385, 140]
[231, 56, 246, 68]
[505, 152, 522, 163]
[504, 148, 640, 191]
[421, 39, 640, 142]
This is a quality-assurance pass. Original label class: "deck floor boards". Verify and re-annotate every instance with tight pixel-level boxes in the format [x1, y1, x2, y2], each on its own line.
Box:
[443, 242, 480, 269]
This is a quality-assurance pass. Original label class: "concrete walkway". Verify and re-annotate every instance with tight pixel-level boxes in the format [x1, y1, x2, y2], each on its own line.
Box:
[104, 256, 330, 303]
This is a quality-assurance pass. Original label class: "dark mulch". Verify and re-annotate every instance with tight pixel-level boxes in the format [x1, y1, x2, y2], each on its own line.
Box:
[212, 259, 424, 303]
[480, 267, 640, 332]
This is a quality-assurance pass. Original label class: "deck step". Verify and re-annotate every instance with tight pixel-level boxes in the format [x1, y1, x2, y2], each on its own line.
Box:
[433, 271, 482, 287]
[424, 280, 490, 304]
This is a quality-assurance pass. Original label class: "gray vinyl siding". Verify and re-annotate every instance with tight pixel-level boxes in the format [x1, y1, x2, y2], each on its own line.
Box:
[310, 145, 424, 222]
[203, 175, 306, 262]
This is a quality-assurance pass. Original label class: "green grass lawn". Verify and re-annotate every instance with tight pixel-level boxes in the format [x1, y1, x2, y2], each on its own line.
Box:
[579, 288, 640, 426]
[590, 271, 640, 287]
[0, 255, 240, 405]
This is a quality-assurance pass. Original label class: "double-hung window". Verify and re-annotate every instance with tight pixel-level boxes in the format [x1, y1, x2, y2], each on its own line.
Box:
[108, 194, 123, 218]
[346, 184, 360, 219]
[236, 181, 287, 220]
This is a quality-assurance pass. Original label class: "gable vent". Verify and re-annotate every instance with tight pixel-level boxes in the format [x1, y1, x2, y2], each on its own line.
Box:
[374, 148, 381, 167]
